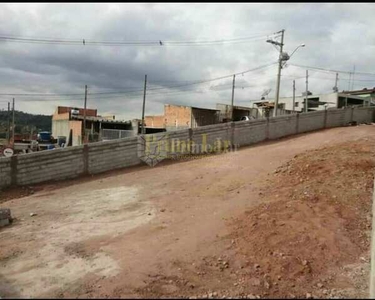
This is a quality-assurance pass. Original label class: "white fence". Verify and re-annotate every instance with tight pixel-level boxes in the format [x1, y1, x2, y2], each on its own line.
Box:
[101, 129, 134, 140]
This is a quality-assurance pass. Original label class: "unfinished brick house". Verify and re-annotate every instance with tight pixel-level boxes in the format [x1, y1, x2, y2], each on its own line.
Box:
[145, 104, 220, 131]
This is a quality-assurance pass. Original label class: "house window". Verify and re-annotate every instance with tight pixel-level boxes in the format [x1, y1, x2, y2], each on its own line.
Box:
[295, 102, 299, 107]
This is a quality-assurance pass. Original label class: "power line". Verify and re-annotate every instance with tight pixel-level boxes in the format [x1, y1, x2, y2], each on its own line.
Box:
[0, 32, 277, 47]
[0, 62, 278, 99]
[288, 63, 375, 77]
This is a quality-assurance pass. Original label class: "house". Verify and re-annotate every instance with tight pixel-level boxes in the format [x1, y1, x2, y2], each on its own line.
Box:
[250, 102, 293, 118]
[276, 92, 369, 112]
[52, 106, 138, 146]
[342, 87, 375, 105]
[144, 104, 220, 131]
[249, 91, 369, 115]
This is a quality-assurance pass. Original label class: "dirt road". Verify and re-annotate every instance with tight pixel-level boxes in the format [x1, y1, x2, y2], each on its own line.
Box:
[0, 125, 374, 299]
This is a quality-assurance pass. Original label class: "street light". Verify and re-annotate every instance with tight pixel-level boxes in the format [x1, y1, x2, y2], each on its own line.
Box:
[290, 43, 305, 57]
[282, 44, 305, 68]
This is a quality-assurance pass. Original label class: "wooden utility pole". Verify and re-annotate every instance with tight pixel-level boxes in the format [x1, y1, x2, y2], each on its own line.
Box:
[6, 102, 10, 144]
[141, 74, 147, 135]
[231, 74, 236, 121]
[83, 85, 87, 144]
[292, 80, 296, 112]
[305, 70, 309, 113]
[11, 98, 15, 145]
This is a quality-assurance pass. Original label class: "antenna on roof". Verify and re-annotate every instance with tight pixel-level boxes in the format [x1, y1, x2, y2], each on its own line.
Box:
[261, 88, 272, 100]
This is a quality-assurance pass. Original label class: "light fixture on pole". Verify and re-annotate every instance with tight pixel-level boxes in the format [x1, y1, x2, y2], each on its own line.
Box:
[282, 44, 305, 68]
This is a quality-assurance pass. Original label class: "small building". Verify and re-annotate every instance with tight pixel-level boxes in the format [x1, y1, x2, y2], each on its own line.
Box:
[145, 104, 220, 131]
[216, 103, 259, 122]
[342, 87, 375, 105]
[276, 92, 369, 112]
[250, 102, 293, 118]
[52, 106, 138, 146]
[252, 92, 369, 116]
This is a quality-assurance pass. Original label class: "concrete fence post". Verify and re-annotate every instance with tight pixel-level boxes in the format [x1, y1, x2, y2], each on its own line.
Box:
[10, 155, 18, 186]
[137, 136, 143, 161]
[83, 144, 89, 175]
[188, 128, 193, 154]
[295, 113, 300, 134]
[231, 122, 235, 146]
[324, 109, 328, 129]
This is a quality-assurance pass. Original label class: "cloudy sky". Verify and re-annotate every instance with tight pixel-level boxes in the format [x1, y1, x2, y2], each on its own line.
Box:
[1, 3, 375, 120]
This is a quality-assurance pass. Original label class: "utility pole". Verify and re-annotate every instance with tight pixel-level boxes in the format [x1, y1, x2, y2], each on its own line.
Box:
[305, 70, 309, 113]
[11, 98, 15, 145]
[351, 65, 356, 90]
[272, 29, 285, 117]
[83, 85, 87, 144]
[231, 74, 236, 121]
[292, 80, 296, 112]
[333, 72, 339, 92]
[6, 102, 10, 144]
[141, 74, 147, 135]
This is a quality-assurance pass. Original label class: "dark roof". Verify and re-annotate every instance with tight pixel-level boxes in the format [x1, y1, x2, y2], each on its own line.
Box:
[165, 103, 219, 112]
[342, 88, 375, 95]
[71, 114, 132, 124]
[191, 106, 220, 112]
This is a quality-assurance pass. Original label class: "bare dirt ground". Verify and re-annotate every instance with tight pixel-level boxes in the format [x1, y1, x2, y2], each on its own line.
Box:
[0, 125, 375, 299]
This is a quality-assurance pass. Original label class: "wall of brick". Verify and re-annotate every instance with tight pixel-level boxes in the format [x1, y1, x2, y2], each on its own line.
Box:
[164, 104, 192, 131]
[144, 115, 165, 128]
[0, 106, 374, 189]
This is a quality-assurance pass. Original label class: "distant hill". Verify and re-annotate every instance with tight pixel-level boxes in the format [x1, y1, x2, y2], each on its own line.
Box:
[0, 110, 52, 138]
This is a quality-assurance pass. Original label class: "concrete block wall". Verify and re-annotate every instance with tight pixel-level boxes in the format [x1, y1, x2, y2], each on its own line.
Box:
[268, 115, 297, 139]
[191, 122, 232, 152]
[326, 109, 346, 128]
[138, 129, 190, 162]
[233, 119, 267, 146]
[0, 106, 374, 189]
[88, 136, 140, 174]
[352, 107, 374, 124]
[343, 108, 353, 124]
[16, 146, 84, 186]
[0, 158, 11, 188]
[298, 111, 326, 133]
[166, 129, 191, 156]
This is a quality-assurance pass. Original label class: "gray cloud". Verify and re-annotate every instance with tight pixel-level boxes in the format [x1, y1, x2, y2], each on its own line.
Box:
[1, 3, 375, 120]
